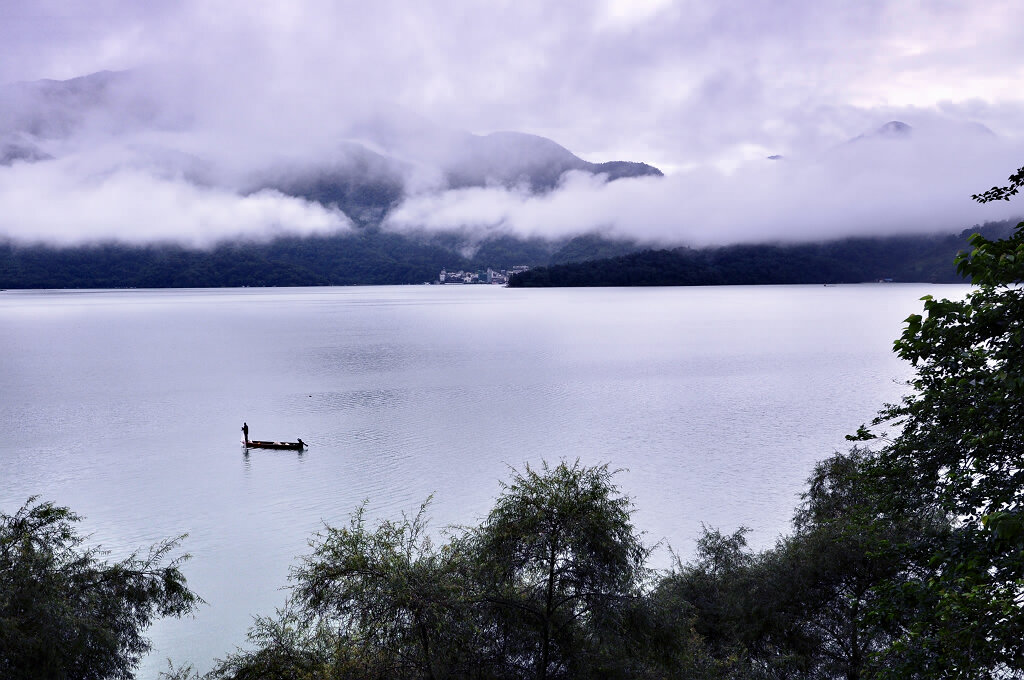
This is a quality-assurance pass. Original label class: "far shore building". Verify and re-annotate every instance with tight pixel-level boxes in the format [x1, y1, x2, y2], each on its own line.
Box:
[439, 266, 526, 284]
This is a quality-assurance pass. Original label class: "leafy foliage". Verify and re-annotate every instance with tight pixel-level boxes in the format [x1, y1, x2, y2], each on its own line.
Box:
[292, 500, 480, 679]
[207, 461, 716, 680]
[780, 450, 946, 680]
[864, 165, 1024, 676]
[0, 497, 199, 680]
[471, 461, 652, 679]
[208, 455, 950, 680]
[971, 164, 1024, 204]
[655, 449, 945, 680]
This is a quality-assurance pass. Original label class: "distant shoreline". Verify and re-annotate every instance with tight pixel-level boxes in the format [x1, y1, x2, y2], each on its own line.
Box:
[1, 219, 1017, 289]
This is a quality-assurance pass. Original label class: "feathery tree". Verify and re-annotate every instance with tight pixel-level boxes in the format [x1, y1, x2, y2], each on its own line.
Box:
[0, 498, 198, 680]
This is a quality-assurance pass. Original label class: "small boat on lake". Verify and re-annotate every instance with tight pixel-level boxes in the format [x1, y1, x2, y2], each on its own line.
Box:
[242, 422, 305, 450]
[244, 438, 305, 451]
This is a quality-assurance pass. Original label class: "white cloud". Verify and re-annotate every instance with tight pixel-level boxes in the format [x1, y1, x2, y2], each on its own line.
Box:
[0, 156, 351, 246]
[2, 0, 1024, 245]
[596, 0, 675, 31]
[387, 128, 1024, 245]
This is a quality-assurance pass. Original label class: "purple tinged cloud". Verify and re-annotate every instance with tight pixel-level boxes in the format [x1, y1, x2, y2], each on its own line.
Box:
[386, 124, 1024, 244]
[0, 0, 1022, 245]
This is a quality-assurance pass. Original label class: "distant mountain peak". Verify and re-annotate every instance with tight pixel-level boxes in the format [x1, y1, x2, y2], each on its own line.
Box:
[876, 120, 912, 137]
[846, 120, 913, 146]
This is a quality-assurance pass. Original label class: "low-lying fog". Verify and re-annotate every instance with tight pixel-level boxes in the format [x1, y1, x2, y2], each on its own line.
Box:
[2, 1, 1022, 246]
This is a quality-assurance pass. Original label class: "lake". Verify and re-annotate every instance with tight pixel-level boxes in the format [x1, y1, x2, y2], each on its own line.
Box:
[0, 283, 966, 676]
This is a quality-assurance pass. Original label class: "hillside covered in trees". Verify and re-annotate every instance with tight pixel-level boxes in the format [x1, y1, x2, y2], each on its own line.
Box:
[2, 220, 1019, 289]
[0, 230, 640, 288]
[509, 221, 1019, 287]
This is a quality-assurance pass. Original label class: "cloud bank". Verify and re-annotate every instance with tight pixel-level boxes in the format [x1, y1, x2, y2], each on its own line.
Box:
[387, 127, 1024, 245]
[1, 0, 1023, 245]
[0, 154, 351, 246]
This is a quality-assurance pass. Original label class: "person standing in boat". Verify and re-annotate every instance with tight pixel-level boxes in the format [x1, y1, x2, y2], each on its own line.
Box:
[242, 422, 249, 444]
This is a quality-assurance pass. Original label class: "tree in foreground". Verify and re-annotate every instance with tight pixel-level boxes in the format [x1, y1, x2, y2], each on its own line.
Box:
[289, 500, 481, 679]
[209, 461, 712, 680]
[0, 497, 199, 680]
[863, 164, 1024, 676]
[207, 499, 483, 680]
[656, 448, 945, 680]
[772, 449, 948, 680]
[471, 461, 656, 679]
[653, 525, 761, 676]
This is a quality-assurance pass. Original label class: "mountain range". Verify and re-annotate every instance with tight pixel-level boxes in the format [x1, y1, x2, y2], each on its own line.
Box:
[0, 70, 1016, 288]
[0, 70, 662, 227]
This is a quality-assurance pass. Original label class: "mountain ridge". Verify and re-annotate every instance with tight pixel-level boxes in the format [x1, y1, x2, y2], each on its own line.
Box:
[0, 70, 663, 226]
[507, 220, 1020, 288]
[2, 220, 1019, 289]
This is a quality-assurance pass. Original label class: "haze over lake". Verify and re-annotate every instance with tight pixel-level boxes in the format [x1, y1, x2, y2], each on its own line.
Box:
[0, 283, 965, 675]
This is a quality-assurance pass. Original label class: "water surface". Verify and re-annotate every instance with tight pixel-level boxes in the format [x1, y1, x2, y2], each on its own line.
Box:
[0, 284, 963, 675]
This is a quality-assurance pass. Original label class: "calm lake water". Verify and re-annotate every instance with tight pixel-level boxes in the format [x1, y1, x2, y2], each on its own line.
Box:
[0, 283, 967, 676]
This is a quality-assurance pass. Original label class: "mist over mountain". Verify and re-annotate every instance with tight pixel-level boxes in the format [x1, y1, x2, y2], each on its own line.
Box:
[3, 219, 1017, 290]
[508, 220, 1019, 288]
[852, 120, 913, 142]
[2, 1, 1024, 259]
[0, 70, 661, 242]
[1, 61, 1022, 265]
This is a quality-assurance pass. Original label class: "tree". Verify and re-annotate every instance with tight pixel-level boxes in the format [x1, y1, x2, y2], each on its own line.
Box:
[290, 500, 481, 680]
[657, 525, 754, 662]
[206, 610, 341, 680]
[211, 499, 481, 680]
[209, 462, 693, 680]
[471, 460, 652, 680]
[865, 164, 1024, 676]
[0, 497, 199, 680]
[779, 449, 949, 680]
[657, 448, 953, 680]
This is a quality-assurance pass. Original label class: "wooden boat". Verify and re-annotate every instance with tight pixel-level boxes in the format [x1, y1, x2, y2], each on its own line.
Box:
[244, 437, 305, 451]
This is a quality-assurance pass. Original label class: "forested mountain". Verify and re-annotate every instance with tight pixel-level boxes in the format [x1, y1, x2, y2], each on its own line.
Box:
[0, 71, 1014, 290]
[508, 220, 1020, 288]
[2, 221, 1018, 289]
[0, 230, 641, 288]
[0, 70, 661, 229]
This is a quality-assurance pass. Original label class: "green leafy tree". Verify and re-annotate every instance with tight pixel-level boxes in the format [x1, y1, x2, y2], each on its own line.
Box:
[211, 499, 480, 680]
[658, 526, 754, 664]
[866, 165, 1024, 676]
[0, 497, 199, 680]
[291, 500, 481, 680]
[658, 524, 828, 680]
[778, 449, 948, 680]
[213, 462, 683, 680]
[206, 610, 340, 680]
[658, 449, 951, 680]
[471, 461, 652, 680]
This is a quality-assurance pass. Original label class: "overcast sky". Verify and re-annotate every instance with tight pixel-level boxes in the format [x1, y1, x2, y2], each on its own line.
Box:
[1, 0, 1023, 244]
